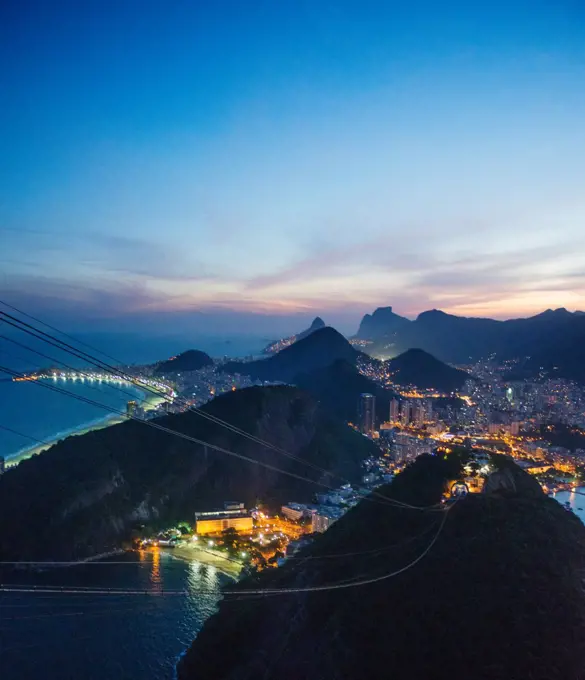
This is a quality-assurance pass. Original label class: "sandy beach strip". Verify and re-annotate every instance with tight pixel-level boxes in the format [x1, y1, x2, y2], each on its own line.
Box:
[5, 388, 167, 468]
[164, 544, 244, 579]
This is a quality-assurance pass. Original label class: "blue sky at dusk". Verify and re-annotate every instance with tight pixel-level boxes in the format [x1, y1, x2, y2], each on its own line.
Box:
[2, 0, 585, 335]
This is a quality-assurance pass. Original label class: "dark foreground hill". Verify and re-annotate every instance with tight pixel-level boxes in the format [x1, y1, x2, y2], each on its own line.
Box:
[223, 327, 360, 382]
[178, 455, 585, 680]
[388, 348, 469, 392]
[154, 349, 213, 374]
[0, 386, 376, 562]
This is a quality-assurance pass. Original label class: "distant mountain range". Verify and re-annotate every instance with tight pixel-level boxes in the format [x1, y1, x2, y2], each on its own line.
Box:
[263, 316, 326, 354]
[355, 306, 585, 380]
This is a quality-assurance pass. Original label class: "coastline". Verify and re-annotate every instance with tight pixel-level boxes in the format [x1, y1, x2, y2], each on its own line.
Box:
[163, 544, 244, 580]
[5, 386, 166, 468]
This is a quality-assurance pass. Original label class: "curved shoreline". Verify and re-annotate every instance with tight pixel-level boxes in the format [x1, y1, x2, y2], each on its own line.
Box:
[162, 545, 244, 580]
[5, 388, 166, 468]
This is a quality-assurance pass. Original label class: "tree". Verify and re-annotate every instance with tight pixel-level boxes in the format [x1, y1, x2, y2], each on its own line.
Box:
[221, 527, 239, 553]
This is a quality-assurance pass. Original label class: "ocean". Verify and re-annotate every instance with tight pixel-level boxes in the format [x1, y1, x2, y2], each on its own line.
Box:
[0, 552, 228, 679]
[0, 331, 267, 460]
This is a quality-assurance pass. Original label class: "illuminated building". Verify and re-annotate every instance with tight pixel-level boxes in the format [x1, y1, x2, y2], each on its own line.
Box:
[413, 404, 426, 427]
[0, 456, 5, 475]
[312, 507, 345, 533]
[358, 393, 376, 435]
[400, 400, 411, 426]
[194, 511, 253, 535]
[281, 503, 309, 521]
[389, 398, 400, 423]
[126, 400, 138, 418]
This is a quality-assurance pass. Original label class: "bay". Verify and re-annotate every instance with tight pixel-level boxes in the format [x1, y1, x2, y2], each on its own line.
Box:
[0, 552, 228, 679]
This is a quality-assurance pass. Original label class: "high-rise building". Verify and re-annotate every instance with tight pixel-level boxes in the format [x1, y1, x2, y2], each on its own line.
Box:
[358, 393, 376, 435]
[400, 400, 411, 426]
[389, 398, 400, 423]
[126, 400, 138, 418]
[0, 455, 5, 475]
[413, 404, 426, 427]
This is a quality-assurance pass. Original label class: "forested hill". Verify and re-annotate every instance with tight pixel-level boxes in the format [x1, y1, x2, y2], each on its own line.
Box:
[178, 455, 585, 680]
[222, 326, 361, 382]
[154, 349, 213, 374]
[388, 348, 469, 392]
[0, 386, 376, 562]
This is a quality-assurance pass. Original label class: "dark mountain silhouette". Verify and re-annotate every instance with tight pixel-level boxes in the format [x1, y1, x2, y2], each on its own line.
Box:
[154, 349, 213, 375]
[0, 386, 376, 562]
[356, 306, 410, 340]
[355, 306, 585, 380]
[263, 316, 326, 354]
[295, 359, 397, 424]
[224, 327, 361, 383]
[298, 316, 326, 340]
[178, 454, 585, 680]
[388, 348, 469, 392]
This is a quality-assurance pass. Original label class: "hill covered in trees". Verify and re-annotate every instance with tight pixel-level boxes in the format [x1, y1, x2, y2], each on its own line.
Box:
[154, 349, 213, 375]
[295, 358, 396, 424]
[0, 386, 376, 562]
[388, 348, 469, 392]
[178, 454, 585, 680]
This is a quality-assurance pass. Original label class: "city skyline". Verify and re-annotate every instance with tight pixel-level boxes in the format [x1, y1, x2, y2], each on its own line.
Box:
[2, 1, 585, 333]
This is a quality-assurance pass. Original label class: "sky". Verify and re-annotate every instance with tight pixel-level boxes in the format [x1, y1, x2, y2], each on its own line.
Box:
[1, 0, 585, 336]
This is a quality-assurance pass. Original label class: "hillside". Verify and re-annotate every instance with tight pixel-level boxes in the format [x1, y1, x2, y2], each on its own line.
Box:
[0, 386, 376, 562]
[178, 455, 585, 680]
[223, 327, 360, 383]
[295, 358, 397, 424]
[355, 306, 585, 380]
[154, 349, 213, 375]
[388, 348, 469, 392]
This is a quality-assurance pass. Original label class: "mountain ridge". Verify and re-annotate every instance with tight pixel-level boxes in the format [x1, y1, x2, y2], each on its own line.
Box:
[355, 305, 585, 379]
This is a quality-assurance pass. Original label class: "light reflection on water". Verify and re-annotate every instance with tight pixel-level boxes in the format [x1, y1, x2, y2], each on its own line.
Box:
[0, 552, 229, 680]
[552, 487, 585, 525]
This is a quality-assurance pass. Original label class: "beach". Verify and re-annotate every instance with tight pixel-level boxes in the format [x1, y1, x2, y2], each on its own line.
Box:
[164, 544, 244, 579]
[5, 387, 166, 468]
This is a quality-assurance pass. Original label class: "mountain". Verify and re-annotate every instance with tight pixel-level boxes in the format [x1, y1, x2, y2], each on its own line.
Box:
[388, 348, 469, 392]
[356, 306, 410, 340]
[297, 316, 326, 341]
[154, 349, 213, 375]
[295, 359, 397, 424]
[223, 327, 361, 383]
[178, 454, 585, 680]
[355, 306, 585, 379]
[263, 317, 326, 354]
[0, 386, 376, 562]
